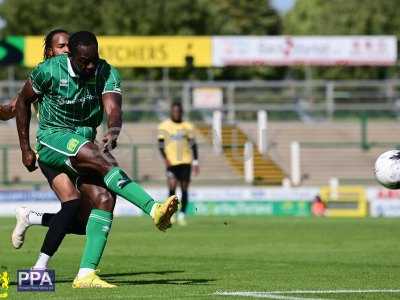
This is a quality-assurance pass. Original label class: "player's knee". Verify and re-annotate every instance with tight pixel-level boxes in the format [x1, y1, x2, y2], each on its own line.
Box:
[181, 183, 190, 191]
[74, 144, 113, 175]
[53, 187, 79, 201]
[52, 175, 79, 201]
[84, 146, 114, 172]
[95, 191, 115, 210]
[97, 159, 113, 175]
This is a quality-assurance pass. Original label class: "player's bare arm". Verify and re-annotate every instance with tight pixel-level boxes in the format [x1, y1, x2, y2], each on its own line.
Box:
[190, 137, 200, 176]
[0, 96, 17, 121]
[158, 138, 172, 167]
[15, 80, 38, 172]
[102, 92, 122, 152]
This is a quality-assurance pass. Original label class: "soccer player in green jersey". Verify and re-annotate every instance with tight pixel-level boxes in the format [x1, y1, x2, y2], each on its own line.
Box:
[10, 29, 95, 269]
[15, 31, 178, 288]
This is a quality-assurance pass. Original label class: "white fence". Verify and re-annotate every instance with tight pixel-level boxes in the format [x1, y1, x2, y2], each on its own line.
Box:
[2, 79, 400, 121]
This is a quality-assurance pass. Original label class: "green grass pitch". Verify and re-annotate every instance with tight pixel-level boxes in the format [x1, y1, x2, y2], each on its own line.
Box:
[0, 216, 400, 299]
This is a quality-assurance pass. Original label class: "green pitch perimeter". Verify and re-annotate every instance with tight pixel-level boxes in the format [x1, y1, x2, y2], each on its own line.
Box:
[0, 216, 400, 299]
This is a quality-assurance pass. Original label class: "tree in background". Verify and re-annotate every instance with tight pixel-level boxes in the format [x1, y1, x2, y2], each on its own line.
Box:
[283, 0, 400, 79]
[0, 0, 282, 80]
[2, 0, 398, 80]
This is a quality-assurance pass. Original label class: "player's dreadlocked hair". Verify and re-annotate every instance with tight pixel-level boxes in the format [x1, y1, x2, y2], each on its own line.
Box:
[69, 31, 98, 56]
[43, 29, 69, 59]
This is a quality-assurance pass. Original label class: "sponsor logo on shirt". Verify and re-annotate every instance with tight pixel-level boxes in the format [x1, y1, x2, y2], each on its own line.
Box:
[60, 79, 68, 87]
[170, 132, 186, 141]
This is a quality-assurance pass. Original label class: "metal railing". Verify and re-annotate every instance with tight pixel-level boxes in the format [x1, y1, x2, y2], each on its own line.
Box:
[296, 141, 400, 186]
[0, 143, 245, 187]
[2, 79, 400, 121]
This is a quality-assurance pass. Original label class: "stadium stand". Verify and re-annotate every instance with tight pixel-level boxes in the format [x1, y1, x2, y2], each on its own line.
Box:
[240, 121, 400, 186]
[0, 122, 242, 186]
[1, 121, 399, 187]
[197, 124, 285, 185]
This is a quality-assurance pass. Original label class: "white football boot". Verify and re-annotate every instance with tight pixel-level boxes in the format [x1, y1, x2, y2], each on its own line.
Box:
[177, 212, 187, 226]
[11, 207, 31, 249]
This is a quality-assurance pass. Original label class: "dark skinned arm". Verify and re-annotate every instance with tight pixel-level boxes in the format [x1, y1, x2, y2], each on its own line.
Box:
[189, 138, 200, 175]
[158, 138, 167, 160]
[102, 92, 122, 152]
[15, 80, 38, 172]
[158, 138, 172, 167]
[0, 96, 17, 121]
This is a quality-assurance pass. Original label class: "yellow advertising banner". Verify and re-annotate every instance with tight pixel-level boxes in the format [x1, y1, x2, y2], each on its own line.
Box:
[24, 36, 212, 68]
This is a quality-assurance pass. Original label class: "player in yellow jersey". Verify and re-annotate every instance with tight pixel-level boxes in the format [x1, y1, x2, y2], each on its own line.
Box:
[158, 102, 199, 225]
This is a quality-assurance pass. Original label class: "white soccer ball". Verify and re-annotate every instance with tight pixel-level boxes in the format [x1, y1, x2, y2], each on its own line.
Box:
[375, 150, 400, 189]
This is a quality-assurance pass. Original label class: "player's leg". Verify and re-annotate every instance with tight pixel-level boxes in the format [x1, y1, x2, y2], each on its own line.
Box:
[34, 163, 88, 236]
[177, 164, 192, 226]
[166, 167, 178, 222]
[11, 172, 76, 249]
[72, 176, 116, 288]
[14, 174, 76, 230]
[178, 181, 190, 225]
[40, 168, 89, 234]
[167, 167, 178, 197]
[31, 164, 82, 269]
[43, 170, 87, 234]
[16, 143, 84, 269]
[70, 142, 178, 230]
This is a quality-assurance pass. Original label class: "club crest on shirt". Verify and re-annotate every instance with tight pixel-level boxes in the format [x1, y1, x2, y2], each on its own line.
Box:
[67, 138, 80, 153]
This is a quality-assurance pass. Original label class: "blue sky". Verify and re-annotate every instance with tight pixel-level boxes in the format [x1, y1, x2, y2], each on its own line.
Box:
[270, 0, 296, 14]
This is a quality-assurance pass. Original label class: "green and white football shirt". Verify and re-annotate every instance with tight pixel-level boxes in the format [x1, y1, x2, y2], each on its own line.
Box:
[30, 54, 121, 140]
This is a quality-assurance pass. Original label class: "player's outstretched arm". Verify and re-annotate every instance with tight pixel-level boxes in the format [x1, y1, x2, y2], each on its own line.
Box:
[102, 92, 122, 152]
[0, 96, 17, 121]
[15, 80, 38, 172]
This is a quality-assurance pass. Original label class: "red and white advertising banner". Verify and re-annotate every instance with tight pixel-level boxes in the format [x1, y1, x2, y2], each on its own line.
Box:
[367, 187, 400, 217]
[212, 36, 397, 66]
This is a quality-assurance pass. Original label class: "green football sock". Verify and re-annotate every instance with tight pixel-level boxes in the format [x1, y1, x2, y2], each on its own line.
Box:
[79, 209, 113, 269]
[104, 167, 155, 215]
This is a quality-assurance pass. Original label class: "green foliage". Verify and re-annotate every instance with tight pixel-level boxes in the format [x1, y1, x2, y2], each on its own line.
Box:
[0, 0, 281, 80]
[0, 0, 397, 80]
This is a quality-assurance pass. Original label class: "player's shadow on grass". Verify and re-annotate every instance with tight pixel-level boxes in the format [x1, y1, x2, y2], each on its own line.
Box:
[101, 270, 184, 277]
[9, 270, 215, 286]
[8, 270, 198, 286]
[109, 278, 215, 286]
[102, 270, 215, 286]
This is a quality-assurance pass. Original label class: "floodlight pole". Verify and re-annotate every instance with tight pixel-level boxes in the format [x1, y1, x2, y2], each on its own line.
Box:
[291, 141, 301, 186]
[213, 110, 222, 154]
[257, 110, 268, 155]
[244, 141, 254, 184]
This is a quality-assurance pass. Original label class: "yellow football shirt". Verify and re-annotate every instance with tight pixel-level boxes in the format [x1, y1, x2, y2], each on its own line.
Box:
[158, 119, 195, 166]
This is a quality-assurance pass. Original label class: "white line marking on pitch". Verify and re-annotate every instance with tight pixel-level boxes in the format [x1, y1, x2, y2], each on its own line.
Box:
[215, 292, 324, 300]
[215, 291, 325, 300]
[215, 289, 400, 299]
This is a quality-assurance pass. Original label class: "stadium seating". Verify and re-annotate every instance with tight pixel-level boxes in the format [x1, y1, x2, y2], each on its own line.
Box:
[0, 122, 242, 187]
[240, 121, 400, 186]
[197, 124, 285, 185]
[1, 121, 399, 187]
